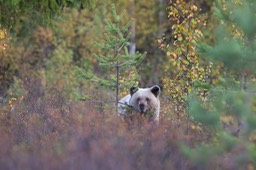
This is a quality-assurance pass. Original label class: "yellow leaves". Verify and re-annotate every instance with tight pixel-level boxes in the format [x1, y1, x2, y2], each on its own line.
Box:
[162, 1, 216, 112]
[187, 13, 194, 19]
[190, 5, 198, 11]
[0, 29, 11, 51]
[195, 29, 203, 37]
[167, 52, 178, 58]
[178, 35, 183, 41]
[7, 96, 24, 111]
[0, 30, 5, 39]
[191, 124, 202, 131]
[8, 98, 16, 109]
[157, 39, 162, 44]
[157, 39, 166, 49]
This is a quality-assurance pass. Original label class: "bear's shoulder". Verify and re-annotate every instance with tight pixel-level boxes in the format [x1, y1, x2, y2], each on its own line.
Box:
[118, 94, 131, 115]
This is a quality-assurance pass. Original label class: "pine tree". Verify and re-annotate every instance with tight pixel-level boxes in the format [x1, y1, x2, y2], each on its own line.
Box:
[195, 0, 256, 125]
[198, 0, 256, 89]
[185, 0, 256, 168]
[77, 4, 145, 110]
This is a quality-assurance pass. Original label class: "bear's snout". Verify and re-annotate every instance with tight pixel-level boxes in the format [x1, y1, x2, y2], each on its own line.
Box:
[139, 103, 146, 113]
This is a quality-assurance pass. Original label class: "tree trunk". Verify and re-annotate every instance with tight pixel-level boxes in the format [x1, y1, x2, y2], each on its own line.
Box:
[116, 60, 119, 110]
[158, 0, 164, 36]
[129, 0, 136, 54]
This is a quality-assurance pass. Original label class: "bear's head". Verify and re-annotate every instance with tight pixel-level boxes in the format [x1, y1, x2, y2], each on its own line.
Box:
[129, 85, 161, 116]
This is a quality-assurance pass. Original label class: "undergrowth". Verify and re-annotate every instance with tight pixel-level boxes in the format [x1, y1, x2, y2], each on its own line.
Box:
[0, 89, 207, 170]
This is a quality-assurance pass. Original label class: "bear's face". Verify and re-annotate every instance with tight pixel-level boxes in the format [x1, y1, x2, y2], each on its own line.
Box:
[129, 85, 160, 115]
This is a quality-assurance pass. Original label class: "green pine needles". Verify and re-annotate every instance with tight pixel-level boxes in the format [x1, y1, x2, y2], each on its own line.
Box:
[185, 1, 256, 168]
[77, 4, 145, 109]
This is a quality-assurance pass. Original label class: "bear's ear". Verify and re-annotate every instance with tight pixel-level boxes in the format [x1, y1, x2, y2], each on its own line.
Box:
[130, 86, 138, 96]
[150, 85, 161, 97]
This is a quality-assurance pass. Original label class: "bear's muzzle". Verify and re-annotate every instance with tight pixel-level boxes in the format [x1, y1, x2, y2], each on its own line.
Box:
[139, 103, 146, 113]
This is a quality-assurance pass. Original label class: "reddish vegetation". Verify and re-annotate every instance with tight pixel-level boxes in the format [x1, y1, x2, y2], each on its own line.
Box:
[0, 90, 208, 170]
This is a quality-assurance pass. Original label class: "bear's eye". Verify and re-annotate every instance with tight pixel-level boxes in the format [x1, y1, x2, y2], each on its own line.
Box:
[146, 97, 150, 102]
[137, 97, 141, 102]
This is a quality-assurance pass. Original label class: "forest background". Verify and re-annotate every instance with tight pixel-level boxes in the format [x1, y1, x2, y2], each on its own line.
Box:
[1, 0, 256, 169]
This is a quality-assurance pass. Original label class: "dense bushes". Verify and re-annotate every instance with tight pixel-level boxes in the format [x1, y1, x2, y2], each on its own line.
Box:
[0, 92, 206, 170]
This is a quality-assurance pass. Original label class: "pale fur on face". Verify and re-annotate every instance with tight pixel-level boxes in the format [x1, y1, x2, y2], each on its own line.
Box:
[129, 88, 158, 114]
[129, 85, 160, 120]
[118, 85, 161, 122]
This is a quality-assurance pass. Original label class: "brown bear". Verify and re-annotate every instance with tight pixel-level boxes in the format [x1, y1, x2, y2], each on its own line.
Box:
[118, 85, 161, 122]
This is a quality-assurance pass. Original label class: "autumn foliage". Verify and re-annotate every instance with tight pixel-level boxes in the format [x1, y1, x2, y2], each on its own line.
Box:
[160, 0, 219, 113]
[1, 0, 256, 169]
[0, 28, 9, 50]
[0, 90, 206, 170]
